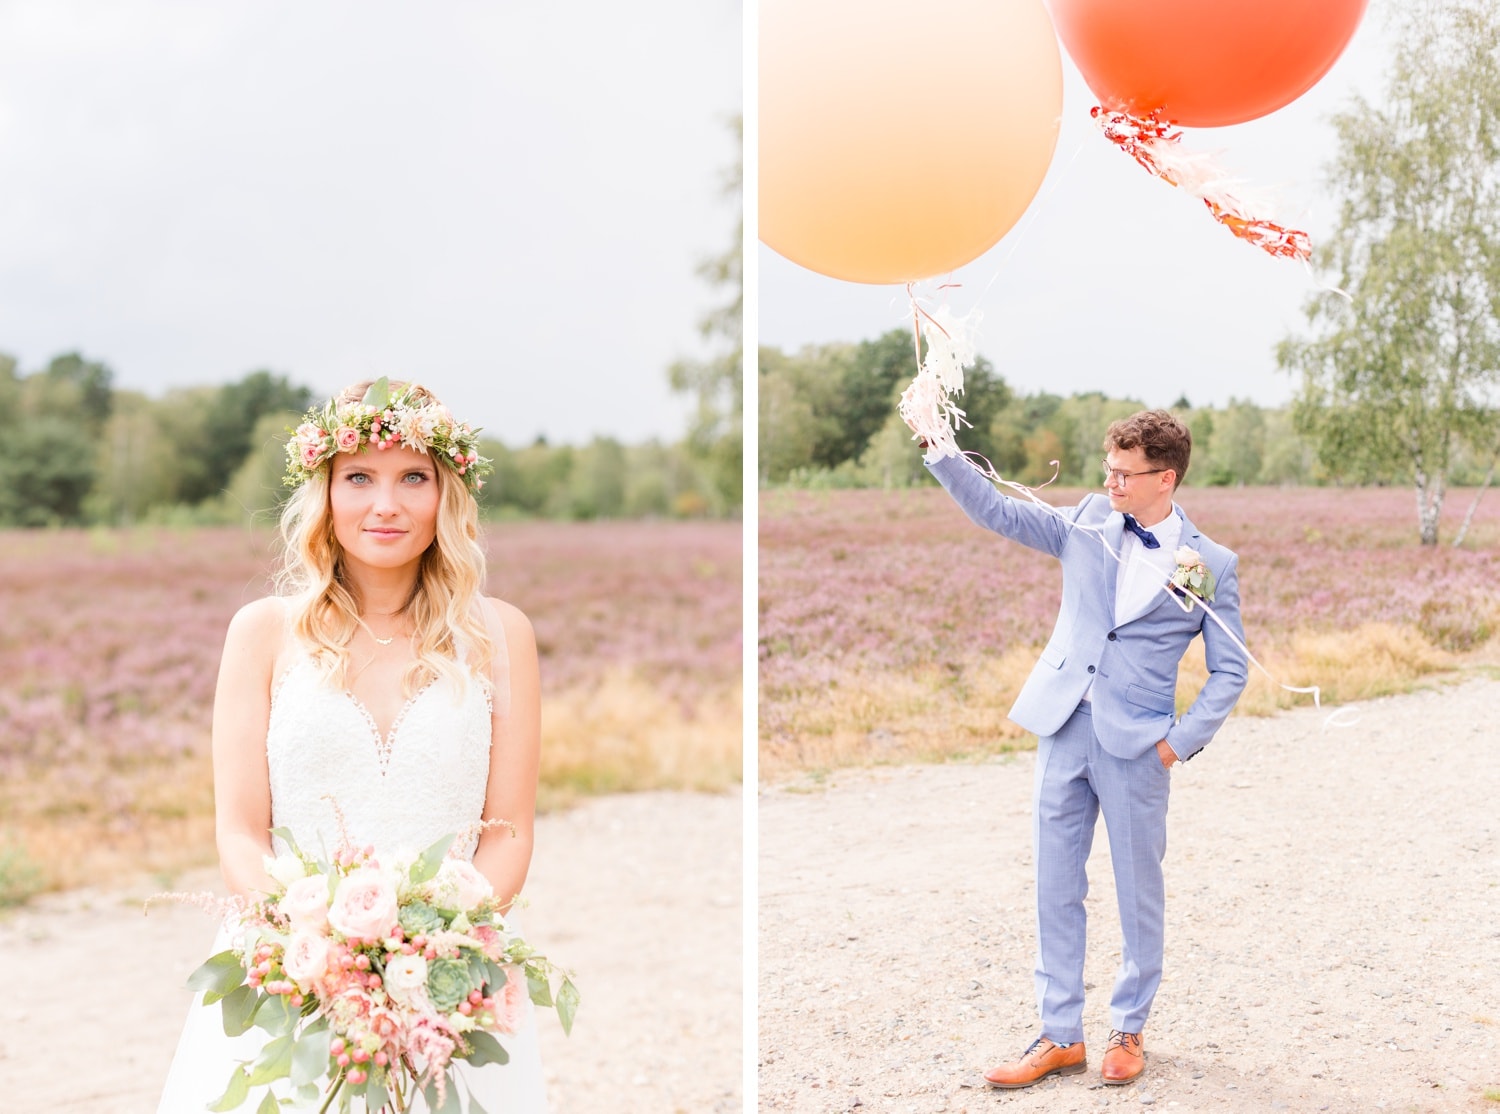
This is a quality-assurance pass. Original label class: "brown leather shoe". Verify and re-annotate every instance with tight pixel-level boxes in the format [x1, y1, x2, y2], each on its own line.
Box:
[983, 1036, 1087, 1089]
[1100, 1029, 1145, 1085]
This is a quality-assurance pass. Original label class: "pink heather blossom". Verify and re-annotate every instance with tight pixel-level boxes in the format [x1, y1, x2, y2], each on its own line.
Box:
[335, 425, 361, 452]
[492, 965, 527, 1035]
[282, 932, 332, 987]
[280, 874, 331, 933]
[432, 860, 492, 911]
[327, 868, 399, 940]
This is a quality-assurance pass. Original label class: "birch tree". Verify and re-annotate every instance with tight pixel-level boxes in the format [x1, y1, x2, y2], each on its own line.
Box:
[1280, 0, 1500, 544]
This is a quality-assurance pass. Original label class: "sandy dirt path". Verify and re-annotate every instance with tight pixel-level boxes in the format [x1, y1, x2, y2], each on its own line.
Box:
[760, 679, 1500, 1113]
[2, 789, 741, 1114]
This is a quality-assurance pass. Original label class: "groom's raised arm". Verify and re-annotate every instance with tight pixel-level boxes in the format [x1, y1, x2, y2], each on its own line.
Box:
[927, 453, 1075, 558]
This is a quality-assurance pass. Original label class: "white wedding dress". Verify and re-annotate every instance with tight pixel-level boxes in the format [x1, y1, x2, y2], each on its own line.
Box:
[156, 645, 548, 1113]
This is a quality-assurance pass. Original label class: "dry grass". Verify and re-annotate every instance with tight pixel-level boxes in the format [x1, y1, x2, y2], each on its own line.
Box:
[760, 624, 1498, 785]
[1, 755, 218, 894]
[759, 650, 1036, 781]
[539, 671, 742, 805]
[0, 675, 740, 897]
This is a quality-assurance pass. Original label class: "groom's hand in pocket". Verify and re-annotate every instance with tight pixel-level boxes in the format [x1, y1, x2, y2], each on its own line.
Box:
[1155, 739, 1178, 769]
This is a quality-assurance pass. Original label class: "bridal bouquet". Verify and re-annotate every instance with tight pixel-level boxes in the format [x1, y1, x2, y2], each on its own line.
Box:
[186, 828, 577, 1113]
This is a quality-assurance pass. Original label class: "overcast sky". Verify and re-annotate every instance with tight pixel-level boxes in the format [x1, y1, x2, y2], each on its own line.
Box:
[758, 3, 1396, 412]
[0, 0, 740, 446]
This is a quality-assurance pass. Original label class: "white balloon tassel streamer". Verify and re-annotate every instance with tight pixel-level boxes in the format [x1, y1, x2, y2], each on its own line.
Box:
[898, 299, 980, 463]
[1092, 108, 1312, 261]
[960, 452, 1349, 727]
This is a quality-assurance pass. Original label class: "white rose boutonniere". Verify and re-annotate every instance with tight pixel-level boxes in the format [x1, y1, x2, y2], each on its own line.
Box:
[1169, 545, 1216, 604]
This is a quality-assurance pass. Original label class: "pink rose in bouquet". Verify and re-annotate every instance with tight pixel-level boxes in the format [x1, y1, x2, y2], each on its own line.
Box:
[180, 827, 577, 1113]
[281, 874, 331, 932]
[327, 868, 399, 940]
[282, 931, 333, 987]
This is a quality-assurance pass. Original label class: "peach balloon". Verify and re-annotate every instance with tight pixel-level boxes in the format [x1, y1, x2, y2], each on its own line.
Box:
[760, 0, 1064, 285]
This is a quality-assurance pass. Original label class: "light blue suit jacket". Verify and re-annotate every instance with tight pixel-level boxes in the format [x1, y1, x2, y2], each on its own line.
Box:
[929, 454, 1249, 761]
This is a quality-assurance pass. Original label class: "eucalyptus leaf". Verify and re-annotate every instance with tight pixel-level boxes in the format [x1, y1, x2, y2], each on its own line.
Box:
[207, 1067, 250, 1112]
[361, 376, 391, 411]
[188, 949, 246, 999]
[464, 1030, 510, 1069]
[409, 833, 456, 884]
[556, 977, 580, 1036]
[221, 983, 265, 1037]
[527, 971, 553, 1009]
[364, 1077, 389, 1111]
[268, 827, 303, 858]
[483, 959, 509, 995]
[246, 1033, 294, 1086]
[466, 952, 488, 989]
[290, 1025, 333, 1087]
[434, 1076, 463, 1114]
[254, 994, 298, 1037]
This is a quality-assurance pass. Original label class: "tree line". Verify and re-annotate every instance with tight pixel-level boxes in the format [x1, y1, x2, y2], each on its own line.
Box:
[759, 328, 1499, 494]
[0, 353, 735, 529]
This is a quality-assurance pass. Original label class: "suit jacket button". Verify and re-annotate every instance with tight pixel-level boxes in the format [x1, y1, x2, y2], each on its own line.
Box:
[1107, 631, 1117, 641]
[1087, 665, 1096, 673]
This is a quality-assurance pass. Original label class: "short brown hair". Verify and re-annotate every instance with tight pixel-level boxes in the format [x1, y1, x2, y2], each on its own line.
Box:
[1103, 409, 1191, 488]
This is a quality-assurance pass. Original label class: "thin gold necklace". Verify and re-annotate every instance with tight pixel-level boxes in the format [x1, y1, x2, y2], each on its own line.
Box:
[360, 614, 404, 646]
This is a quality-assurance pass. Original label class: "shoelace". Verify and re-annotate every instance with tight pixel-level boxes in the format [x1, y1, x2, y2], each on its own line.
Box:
[1021, 1037, 1052, 1059]
[1105, 1030, 1140, 1051]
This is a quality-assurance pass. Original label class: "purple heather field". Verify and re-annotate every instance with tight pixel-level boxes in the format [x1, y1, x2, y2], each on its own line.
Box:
[0, 521, 741, 780]
[759, 484, 1500, 712]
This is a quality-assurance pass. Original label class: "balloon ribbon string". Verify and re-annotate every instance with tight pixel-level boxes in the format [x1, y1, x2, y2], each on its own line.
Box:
[954, 447, 1349, 725]
[1091, 106, 1312, 262]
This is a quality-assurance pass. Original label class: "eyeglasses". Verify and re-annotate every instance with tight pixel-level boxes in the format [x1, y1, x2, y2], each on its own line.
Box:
[1101, 459, 1167, 486]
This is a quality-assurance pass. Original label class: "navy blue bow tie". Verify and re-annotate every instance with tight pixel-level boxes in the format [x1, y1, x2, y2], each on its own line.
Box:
[1122, 514, 1160, 549]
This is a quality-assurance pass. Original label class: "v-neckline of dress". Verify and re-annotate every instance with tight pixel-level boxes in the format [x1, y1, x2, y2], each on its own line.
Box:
[343, 679, 438, 772]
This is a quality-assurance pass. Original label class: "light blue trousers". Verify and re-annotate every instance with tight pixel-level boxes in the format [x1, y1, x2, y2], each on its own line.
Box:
[1032, 701, 1172, 1045]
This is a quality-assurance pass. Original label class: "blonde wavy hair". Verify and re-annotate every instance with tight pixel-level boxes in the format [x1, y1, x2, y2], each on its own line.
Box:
[276, 380, 494, 695]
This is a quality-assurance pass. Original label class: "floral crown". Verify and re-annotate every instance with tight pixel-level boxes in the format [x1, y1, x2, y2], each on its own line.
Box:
[284, 377, 491, 495]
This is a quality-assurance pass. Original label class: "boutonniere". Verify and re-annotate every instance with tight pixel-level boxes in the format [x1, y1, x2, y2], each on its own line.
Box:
[1169, 545, 1216, 605]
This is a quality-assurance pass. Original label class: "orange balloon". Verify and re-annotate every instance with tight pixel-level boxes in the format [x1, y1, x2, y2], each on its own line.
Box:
[760, 0, 1063, 285]
[1050, 0, 1368, 128]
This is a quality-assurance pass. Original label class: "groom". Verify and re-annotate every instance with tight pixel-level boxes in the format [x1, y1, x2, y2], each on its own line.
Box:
[922, 409, 1248, 1088]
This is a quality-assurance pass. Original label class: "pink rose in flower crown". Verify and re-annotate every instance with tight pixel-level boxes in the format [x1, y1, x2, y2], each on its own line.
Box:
[327, 868, 399, 941]
[283, 931, 333, 988]
[492, 964, 528, 1034]
[433, 859, 493, 911]
[334, 425, 361, 452]
[280, 874, 331, 933]
[299, 439, 325, 467]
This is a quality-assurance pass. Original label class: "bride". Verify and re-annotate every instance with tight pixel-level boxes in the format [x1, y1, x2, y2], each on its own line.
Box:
[157, 379, 548, 1112]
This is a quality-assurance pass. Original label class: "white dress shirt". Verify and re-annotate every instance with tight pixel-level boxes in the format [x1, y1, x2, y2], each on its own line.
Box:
[1114, 507, 1183, 626]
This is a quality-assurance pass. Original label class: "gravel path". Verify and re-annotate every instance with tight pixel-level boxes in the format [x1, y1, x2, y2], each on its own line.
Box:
[759, 679, 1500, 1112]
[3, 790, 741, 1113]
